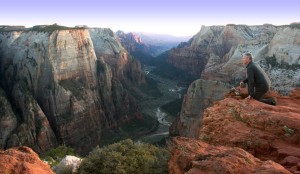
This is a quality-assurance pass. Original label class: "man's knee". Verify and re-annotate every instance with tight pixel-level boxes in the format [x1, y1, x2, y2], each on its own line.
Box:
[254, 88, 268, 100]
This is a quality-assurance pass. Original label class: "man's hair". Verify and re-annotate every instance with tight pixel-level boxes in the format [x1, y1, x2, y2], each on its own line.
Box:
[243, 52, 253, 61]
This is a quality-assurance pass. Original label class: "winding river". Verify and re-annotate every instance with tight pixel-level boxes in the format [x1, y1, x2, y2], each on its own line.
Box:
[139, 66, 185, 143]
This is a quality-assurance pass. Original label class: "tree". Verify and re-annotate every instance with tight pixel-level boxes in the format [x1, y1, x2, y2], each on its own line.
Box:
[77, 139, 169, 174]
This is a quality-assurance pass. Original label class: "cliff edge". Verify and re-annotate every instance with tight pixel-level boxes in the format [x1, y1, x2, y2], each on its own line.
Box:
[169, 88, 300, 173]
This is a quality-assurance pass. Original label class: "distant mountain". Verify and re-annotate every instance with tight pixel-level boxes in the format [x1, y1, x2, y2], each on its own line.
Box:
[134, 32, 192, 50]
[116, 31, 192, 66]
[167, 24, 300, 94]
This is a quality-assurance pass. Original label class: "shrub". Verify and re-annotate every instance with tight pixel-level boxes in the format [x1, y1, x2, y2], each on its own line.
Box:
[58, 165, 74, 174]
[41, 145, 76, 167]
[77, 139, 170, 174]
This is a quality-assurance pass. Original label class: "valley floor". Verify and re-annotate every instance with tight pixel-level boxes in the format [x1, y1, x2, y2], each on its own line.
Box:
[139, 66, 185, 143]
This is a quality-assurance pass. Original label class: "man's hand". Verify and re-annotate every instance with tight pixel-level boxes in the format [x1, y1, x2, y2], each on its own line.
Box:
[246, 95, 252, 100]
[240, 82, 245, 88]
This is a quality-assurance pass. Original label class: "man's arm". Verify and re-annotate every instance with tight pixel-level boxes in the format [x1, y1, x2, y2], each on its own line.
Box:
[247, 67, 255, 97]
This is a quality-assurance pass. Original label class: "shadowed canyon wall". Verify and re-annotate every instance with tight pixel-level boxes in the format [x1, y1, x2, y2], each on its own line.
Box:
[0, 26, 144, 153]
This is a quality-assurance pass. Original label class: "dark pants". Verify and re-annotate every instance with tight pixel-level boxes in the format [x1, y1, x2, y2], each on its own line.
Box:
[253, 86, 274, 105]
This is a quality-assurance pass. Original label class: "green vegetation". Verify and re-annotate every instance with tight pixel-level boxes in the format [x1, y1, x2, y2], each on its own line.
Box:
[41, 145, 76, 167]
[201, 135, 211, 142]
[100, 114, 158, 146]
[283, 125, 295, 135]
[289, 22, 300, 29]
[139, 76, 162, 97]
[121, 114, 158, 135]
[265, 55, 300, 70]
[57, 165, 74, 174]
[31, 24, 84, 33]
[160, 98, 183, 117]
[150, 51, 196, 82]
[77, 139, 169, 174]
[153, 62, 196, 82]
[131, 50, 155, 65]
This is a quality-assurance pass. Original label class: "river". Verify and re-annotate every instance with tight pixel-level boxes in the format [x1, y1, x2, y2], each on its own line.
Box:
[139, 66, 185, 143]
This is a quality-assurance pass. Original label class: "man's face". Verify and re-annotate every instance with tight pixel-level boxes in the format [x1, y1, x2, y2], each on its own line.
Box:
[242, 55, 250, 65]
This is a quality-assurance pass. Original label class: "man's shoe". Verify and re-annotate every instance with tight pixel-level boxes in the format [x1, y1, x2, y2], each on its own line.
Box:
[270, 97, 277, 105]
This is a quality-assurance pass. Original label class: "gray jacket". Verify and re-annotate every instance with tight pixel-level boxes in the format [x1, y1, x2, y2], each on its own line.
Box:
[243, 61, 271, 97]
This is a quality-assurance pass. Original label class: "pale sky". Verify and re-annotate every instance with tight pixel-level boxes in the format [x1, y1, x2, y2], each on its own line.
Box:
[1, 0, 299, 36]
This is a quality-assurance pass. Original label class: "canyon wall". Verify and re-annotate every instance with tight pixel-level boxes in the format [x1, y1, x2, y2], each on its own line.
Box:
[0, 26, 144, 153]
[168, 24, 300, 94]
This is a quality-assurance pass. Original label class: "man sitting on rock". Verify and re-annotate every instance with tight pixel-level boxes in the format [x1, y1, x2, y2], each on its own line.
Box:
[240, 52, 277, 105]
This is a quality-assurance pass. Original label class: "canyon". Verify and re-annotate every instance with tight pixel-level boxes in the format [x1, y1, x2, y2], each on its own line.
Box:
[0, 23, 300, 173]
[0, 25, 145, 154]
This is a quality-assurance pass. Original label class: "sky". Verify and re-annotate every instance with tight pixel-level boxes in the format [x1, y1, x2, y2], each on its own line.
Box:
[0, 0, 299, 36]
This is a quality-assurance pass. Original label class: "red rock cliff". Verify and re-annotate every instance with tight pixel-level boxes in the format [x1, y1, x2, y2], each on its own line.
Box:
[169, 88, 300, 173]
[0, 146, 54, 174]
[169, 137, 291, 174]
[198, 88, 300, 173]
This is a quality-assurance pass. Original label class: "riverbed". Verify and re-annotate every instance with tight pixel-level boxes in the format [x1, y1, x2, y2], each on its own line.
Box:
[139, 66, 185, 143]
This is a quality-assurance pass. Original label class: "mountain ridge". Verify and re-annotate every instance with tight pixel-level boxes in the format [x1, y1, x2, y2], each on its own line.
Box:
[0, 26, 146, 154]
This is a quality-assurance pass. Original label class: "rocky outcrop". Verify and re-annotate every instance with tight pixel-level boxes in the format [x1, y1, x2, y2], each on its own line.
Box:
[0, 87, 18, 148]
[0, 28, 102, 153]
[0, 84, 57, 151]
[89, 28, 144, 128]
[116, 31, 143, 52]
[198, 88, 300, 173]
[169, 79, 230, 137]
[168, 24, 300, 94]
[169, 137, 291, 174]
[0, 26, 145, 153]
[90, 28, 144, 85]
[0, 146, 54, 174]
[116, 31, 173, 64]
[168, 47, 208, 78]
[53, 155, 82, 174]
[169, 88, 300, 173]
[0, 25, 27, 31]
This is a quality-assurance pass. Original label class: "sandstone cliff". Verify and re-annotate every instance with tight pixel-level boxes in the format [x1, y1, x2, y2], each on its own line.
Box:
[116, 30, 165, 64]
[168, 24, 300, 94]
[169, 88, 300, 173]
[0, 146, 54, 174]
[169, 79, 230, 137]
[198, 88, 300, 173]
[0, 26, 145, 153]
[169, 137, 291, 174]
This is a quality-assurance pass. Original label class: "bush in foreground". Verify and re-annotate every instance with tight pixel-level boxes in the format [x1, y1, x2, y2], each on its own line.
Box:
[77, 139, 169, 174]
[41, 145, 76, 167]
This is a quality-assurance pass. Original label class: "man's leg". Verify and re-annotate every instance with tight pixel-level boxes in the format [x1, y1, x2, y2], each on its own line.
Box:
[253, 87, 267, 100]
[253, 87, 276, 105]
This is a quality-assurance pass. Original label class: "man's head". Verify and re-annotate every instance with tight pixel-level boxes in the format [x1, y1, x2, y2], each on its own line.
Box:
[242, 52, 252, 66]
